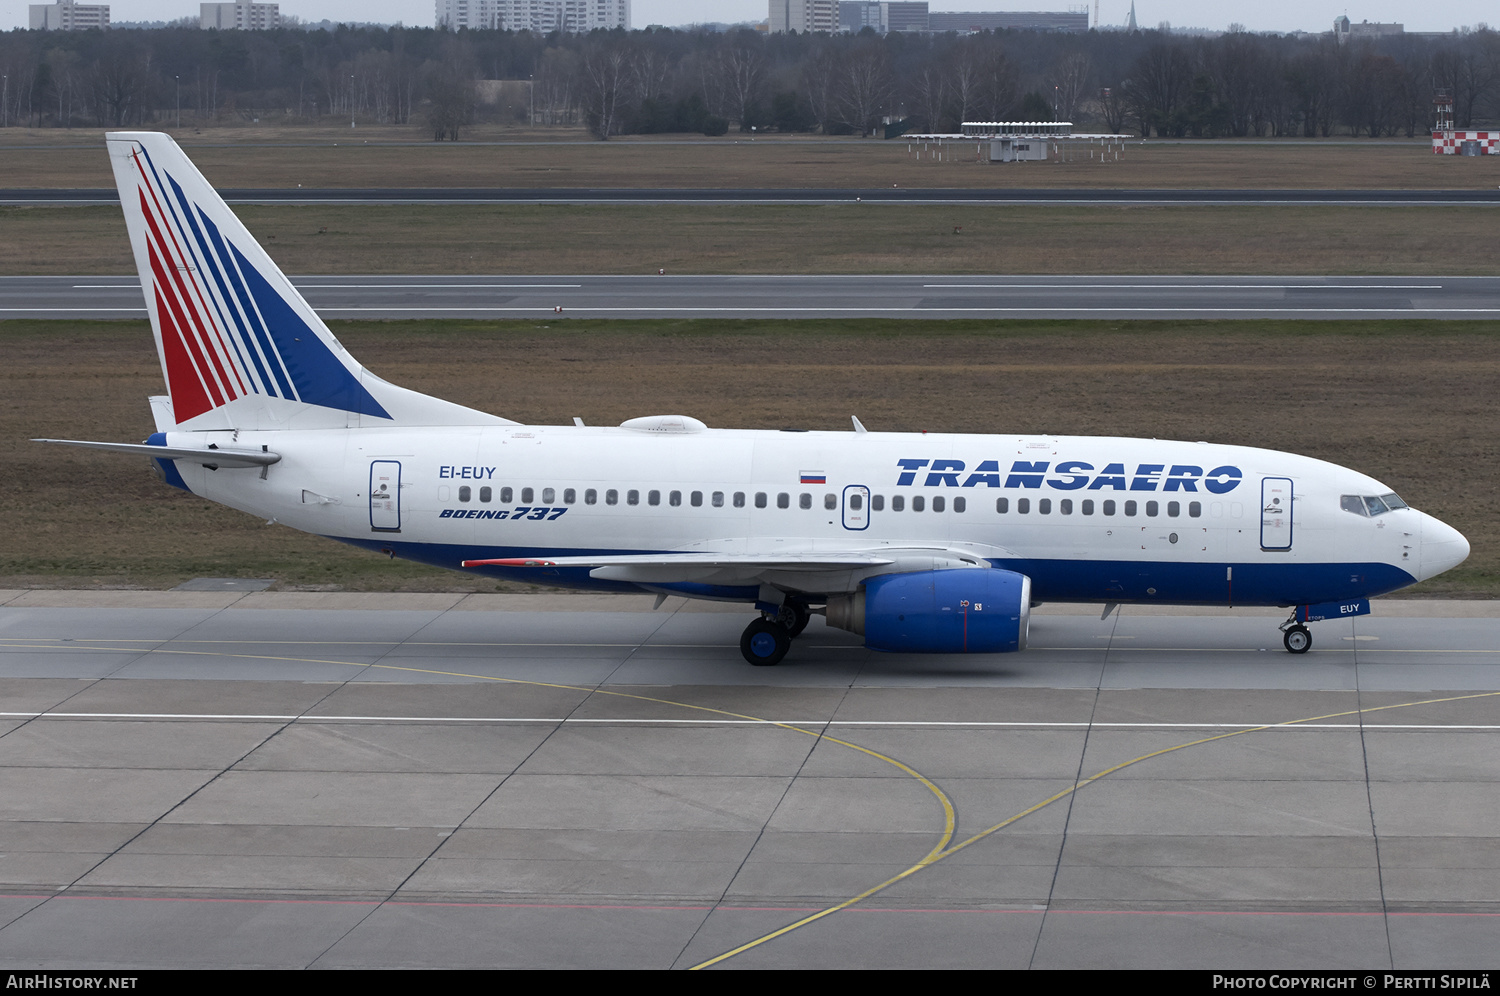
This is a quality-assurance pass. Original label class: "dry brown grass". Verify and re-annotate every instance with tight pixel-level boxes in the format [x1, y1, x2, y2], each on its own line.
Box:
[3, 319, 1496, 596]
[5, 202, 1500, 276]
[2, 125, 1496, 190]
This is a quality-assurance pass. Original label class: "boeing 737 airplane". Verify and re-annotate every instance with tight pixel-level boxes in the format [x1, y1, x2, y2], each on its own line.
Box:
[37, 133, 1470, 665]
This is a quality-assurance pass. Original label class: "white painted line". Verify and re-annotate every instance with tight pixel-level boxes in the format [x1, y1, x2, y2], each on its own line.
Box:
[293, 283, 583, 289]
[922, 283, 1444, 290]
[4, 712, 1497, 730]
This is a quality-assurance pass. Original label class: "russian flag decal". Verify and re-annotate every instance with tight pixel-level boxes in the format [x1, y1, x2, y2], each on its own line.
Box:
[800, 471, 826, 484]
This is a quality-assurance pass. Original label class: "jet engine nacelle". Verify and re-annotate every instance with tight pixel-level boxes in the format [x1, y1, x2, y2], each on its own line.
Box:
[824, 568, 1031, 653]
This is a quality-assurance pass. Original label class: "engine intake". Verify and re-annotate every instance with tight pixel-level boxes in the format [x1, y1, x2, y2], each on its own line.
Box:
[825, 568, 1031, 654]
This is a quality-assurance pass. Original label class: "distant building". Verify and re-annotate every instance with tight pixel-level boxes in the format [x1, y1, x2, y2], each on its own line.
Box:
[29, 1, 110, 29]
[929, 10, 1088, 33]
[1333, 15, 1403, 43]
[768, 0, 838, 33]
[200, 2, 279, 29]
[839, 1, 928, 33]
[435, 0, 628, 31]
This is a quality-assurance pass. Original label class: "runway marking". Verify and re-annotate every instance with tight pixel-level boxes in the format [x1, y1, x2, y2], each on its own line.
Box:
[922, 283, 1445, 290]
[2, 891, 1496, 917]
[688, 687, 1500, 969]
[292, 283, 583, 289]
[2, 711, 1496, 731]
[4, 638, 1495, 654]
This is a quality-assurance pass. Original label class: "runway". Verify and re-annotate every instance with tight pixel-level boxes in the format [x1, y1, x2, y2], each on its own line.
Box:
[5, 186, 1500, 206]
[1, 590, 1497, 969]
[8, 274, 1500, 321]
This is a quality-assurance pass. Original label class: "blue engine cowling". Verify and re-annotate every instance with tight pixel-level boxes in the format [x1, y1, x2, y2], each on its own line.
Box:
[824, 568, 1031, 653]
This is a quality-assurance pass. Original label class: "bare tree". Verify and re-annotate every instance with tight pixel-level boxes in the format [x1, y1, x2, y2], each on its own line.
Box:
[580, 41, 631, 139]
[834, 38, 892, 136]
[714, 31, 765, 130]
[1051, 52, 1092, 123]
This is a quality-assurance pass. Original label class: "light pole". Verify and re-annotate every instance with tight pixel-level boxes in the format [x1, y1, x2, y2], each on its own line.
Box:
[528, 74, 534, 127]
[2, 76, 8, 130]
[174, 75, 180, 129]
[350, 75, 356, 128]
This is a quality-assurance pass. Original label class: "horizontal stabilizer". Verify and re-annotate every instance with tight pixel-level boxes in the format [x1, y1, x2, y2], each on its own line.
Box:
[33, 438, 280, 469]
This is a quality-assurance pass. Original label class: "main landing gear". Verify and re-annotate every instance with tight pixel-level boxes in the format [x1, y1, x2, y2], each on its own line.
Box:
[739, 601, 811, 666]
[1279, 615, 1312, 654]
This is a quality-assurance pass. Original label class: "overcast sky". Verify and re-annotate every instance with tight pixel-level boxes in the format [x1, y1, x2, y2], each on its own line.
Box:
[1, 1, 1489, 38]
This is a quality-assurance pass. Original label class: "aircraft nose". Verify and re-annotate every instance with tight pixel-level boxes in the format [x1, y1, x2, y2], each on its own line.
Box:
[1418, 512, 1470, 581]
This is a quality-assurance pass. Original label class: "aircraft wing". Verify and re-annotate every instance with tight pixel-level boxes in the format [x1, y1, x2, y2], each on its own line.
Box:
[462, 553, 896, 569]
[461, 547, 999, 591]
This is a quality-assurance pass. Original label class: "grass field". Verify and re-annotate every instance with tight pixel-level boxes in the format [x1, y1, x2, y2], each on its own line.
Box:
[4, 318, 1496, 597]
[3, 126, 1497, 190]
[5, 202, 1500, 276]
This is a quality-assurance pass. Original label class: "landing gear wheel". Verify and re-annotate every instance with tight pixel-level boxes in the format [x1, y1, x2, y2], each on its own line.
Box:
[741, 618, 791, 666]
[776, 601, 811, 637]
[1283, 624, 1312, 654]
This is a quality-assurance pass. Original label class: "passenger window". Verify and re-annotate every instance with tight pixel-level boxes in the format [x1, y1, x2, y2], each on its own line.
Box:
[479, 486, 492, 503]
[605, 489, 617, 506]
[912, 495, 925, 512]
[755, 492, 767, 508]
[778, 493, 790, 509]
[799, 493, 812, 510]
[954, 496, 965, 513]
[733, 492, 745, 508]
[1146, 501, 1158, 517]
[627, 490, 639, 506]
[669, 491, 681, 507]
[932, 496, 945, 513]
[521, 487, 534, 503]
[1017, 498, 1029, 514]
[996, 497, 1009, 513]
[710, 492, 722, 508]
[1082, 499, 1094, 515]
[1103, 500, 1116, 515]
[690, 491, 702, 507]
[1125, 500, 1137, 516]
[564, 488, 576, 504]
[500, 487, 513, 503]
[872, 494, 884, 511]
[824, 493, 837, 510]
[1060, 499, 1072, 515]
[1189, 501, 1202, 518]
[542, 488, 555, 504]
[1038, 498, 1051, 515]
[850, 493, 863, 510]
[585, 489, 597, 505]
[459, 486, 471, 502]
[1167, 501, 1179, 517]
[649, 490, 661, 506]
[892, 495, 905, 512]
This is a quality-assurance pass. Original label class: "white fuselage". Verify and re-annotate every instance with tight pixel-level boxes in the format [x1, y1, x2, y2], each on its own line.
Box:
[162, 424, 1465, 608]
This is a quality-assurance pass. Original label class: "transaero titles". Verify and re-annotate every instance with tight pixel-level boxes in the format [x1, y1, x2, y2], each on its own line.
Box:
[895, 459, 1244, 493]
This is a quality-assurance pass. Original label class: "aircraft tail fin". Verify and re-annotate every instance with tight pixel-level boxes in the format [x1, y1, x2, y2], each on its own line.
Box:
[105, 132, 512, 430]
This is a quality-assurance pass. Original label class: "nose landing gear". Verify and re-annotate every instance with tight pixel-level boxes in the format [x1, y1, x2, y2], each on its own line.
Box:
[1281, 622, 1312, 654]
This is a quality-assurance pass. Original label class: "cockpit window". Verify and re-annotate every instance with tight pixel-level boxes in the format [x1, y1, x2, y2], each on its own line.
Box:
[1341, 493, 1407, 517]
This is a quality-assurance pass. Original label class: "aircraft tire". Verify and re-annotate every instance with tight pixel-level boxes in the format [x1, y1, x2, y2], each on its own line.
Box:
[1283, 625, 1312, 654]
[777, 602, 811, 637]
[741, 618, 791, 666]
